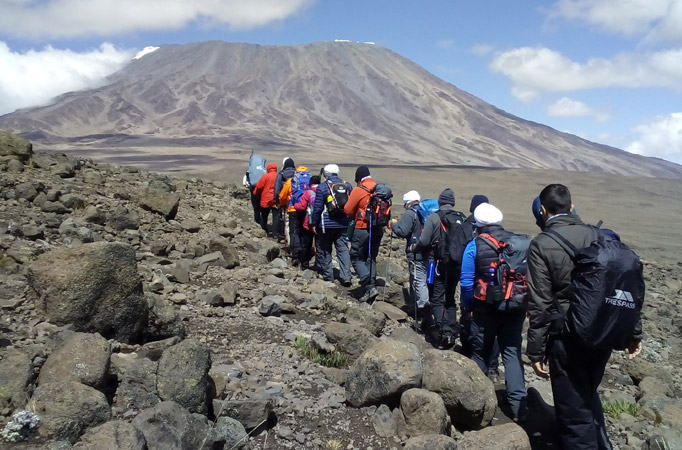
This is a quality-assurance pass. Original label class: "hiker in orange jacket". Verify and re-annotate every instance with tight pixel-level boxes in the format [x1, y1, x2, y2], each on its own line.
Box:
[344, 165, 382, 302]
[253, 163, 278, 235]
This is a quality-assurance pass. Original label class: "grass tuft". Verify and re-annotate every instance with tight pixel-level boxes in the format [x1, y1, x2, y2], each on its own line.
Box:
[293, 336, 349, 368]
[326, 439, 342, 450]
[602, 400, 639, 419]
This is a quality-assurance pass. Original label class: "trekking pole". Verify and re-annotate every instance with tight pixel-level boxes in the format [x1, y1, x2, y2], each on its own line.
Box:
[383, 231, 393, 300]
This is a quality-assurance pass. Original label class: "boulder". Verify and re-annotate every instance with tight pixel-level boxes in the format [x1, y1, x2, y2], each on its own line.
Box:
[0, 349, 33, 411]
[14, 182, 39, 202]
[208, 236, 240, 269]
[138, 187, 180, 220]
[0, 131, 32, 163]
[31, 381, 111, 443]
[37, 332, 111, 389]
[108, 206, 140, 231]
[132, 401, 213, 450]
[157, 339, 212, 414]
[209, 417, 248, 450]
[72, 420, 147, 450]
[422, 349, 497, 429]
[373, 301, 408, 322]
[345, 339, 422, 407]
[259, 295, 285, 316]
[214, 397, 274, 430]
[114, 357, 160, 411]
[399, 388, 449, 437]
[456, 422, 531, 449]
[323, 321, 378, 360]
[344, 305, 387, 336]
[146, 294, 186, 340]
[403, 434, 458, 450]
[27, 242, 148, 343]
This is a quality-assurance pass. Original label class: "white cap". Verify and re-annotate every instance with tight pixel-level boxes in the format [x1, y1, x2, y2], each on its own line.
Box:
[402, 190, 420, 203]
[474, 203, 503, 227]
[323, 164, 340, 177]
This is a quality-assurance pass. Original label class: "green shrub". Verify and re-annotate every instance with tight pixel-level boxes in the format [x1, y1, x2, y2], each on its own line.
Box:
[602, 400, 639, 419]
[293, 336, 349, 368]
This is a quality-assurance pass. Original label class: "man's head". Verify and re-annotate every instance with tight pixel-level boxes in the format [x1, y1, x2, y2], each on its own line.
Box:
[469, 194, 489, 213]
[323, 164, 339, 179]
[474, 203, 503, 228]
[539, 184, 572, 216]
[438, 188, 455, 207]
[355, 165, 370, 183]
[310, 175, 321, 185]
[282, 157, 295, 169]
[402, 190, 420, 208]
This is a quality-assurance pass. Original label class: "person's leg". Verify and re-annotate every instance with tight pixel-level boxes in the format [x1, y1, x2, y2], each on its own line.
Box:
[289, 211, 302, 262]
[441, 262, 460, 339]
[333, 229, 352, 283]
[469, 310, 489, 372]
[365, 226, 383, 293]
[497, 313, 527, 420]
[259, 207, 270, 234]
[272, 207, 281, 238]
[317, 232, 335, 282]
[350, 228, 370, 289]
[284, 210, 291, 250]
[250, 190, 261, 224]
[429, 267, 447, 346]
[299, 227, 313, 269]
[549, 338, 613, 450]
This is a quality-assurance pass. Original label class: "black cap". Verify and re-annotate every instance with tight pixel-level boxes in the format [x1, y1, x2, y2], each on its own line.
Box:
[469, 194, 489, 213]
[355, 165, 370, 183]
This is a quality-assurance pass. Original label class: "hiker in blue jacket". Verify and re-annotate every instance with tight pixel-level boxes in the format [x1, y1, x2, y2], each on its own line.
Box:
[309, 164, 353, 285]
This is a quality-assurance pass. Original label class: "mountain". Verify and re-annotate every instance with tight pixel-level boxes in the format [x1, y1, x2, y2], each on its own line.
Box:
[1, 40, 681, 178]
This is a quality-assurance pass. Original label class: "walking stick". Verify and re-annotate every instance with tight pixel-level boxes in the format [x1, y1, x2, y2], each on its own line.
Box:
[383, 230, 393, 300]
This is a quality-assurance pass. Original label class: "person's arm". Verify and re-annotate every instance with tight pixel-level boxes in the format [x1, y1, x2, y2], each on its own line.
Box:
[309, 183, 325, 229]
[392, 210, 415, 238]
[526, 238, 553, 378]
[274, 174, 283, 202]
[294, 190, 310, 211]
[253, 173, 266, 195]
[343, 185, 363, 217]
[459, 240, 477, 310]
[412, 214, 437, 252]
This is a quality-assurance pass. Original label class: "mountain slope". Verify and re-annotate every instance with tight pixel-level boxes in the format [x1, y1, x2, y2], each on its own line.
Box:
[1, 40, 680, 177]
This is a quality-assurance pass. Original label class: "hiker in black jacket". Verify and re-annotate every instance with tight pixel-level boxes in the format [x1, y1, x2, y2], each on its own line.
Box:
[411, 188, 465, 349]
[273, 157, 296, 241]
[527, 184, 643, 450]
[390, 190, 430, 311]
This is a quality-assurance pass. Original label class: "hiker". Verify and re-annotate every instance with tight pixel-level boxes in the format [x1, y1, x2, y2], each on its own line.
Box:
[309, 164, 353, 285]
[410, 188, 466, 349]
[457, 195, 501, 373]
[274, 157, 296, 242]
[344, 165, 390, 302]
[279, 164, 310, 263]
[252, 163, 278, 235]
[460, 202, 528, 422]
[389, 190, 430, 312]
[243, 153, 267, 225]
[294, 174, 321, 270]
[527, 184, 643, 450]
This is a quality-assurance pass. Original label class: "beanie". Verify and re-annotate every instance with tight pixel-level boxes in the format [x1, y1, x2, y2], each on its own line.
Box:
[532, 196, 544, 229]
[474, 203, 503, 227]
[283, 158, 295, 169]
[469, 194, 489, 213]
[323, 164, 339, 178]
[438, 188, 455, 207]
[402, 190, 420, 203]
[355, 165, 370, 183]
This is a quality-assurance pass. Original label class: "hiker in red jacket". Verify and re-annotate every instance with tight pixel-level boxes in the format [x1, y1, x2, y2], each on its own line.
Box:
[253, 163, 278, 236]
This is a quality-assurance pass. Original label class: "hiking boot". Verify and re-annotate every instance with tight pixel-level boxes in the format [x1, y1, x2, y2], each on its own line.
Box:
[439, 334, 456, 350]
[487, 369, 500, 384]
[339, 279, 352, 288]
[368, 288, 379, 301]
[513, 411, 528, 424]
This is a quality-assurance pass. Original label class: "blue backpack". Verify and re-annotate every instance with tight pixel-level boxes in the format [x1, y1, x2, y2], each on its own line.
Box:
[290, 169, 312, 206]
[247, 154, 266, 186]
[416, 199, 439, 224]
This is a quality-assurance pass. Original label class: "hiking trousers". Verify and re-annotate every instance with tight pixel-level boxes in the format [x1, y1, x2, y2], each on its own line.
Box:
[288, 211, 304, 261]
[318, 228, 352, 283]
[408, 259, 429, 308]
[548, 337, 613, 450]
[350, 227, 382, 292]
[250, 189, 261, 224]
[259, 207, 273, 234]
[429, 261, 460, 340]
[470, 310, 527, 418]
[299, 227, 315, 268]
[272, 208, 284, 239]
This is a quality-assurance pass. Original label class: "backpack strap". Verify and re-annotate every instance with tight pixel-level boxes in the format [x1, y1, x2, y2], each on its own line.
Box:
[476, 233, 502, 253]
[543, 229, 578, 259]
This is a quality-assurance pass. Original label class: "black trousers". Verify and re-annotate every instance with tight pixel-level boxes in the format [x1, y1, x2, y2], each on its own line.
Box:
[548, 337, 613, 450]
[299, 227, 315, 268]
[429, 261, 460, 339]
[272, 208, 284, 238]
[259, 207, 272, 234]
[288, 211, 304, 260]
[250, 189, 261, 224]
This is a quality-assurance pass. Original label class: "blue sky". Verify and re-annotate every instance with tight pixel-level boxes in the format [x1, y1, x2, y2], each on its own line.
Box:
[1, 0, 681, 164]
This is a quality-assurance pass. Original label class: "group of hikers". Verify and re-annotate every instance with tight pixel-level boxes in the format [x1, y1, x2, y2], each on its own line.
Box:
[244, 154, 645, 450]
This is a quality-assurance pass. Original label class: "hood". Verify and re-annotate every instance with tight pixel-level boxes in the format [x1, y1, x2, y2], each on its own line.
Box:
[267, 163, 277, 172]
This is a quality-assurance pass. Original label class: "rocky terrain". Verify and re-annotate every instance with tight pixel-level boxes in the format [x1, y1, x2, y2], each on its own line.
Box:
[2, 132, 682, 450]
[2, 41, 682, 178]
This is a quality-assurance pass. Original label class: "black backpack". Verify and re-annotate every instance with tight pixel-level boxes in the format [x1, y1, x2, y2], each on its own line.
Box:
[324, 180, 349, 218]
[363, 184, 393, 227]
[545, 227, 645, 350]
[435, 209, 467, 264]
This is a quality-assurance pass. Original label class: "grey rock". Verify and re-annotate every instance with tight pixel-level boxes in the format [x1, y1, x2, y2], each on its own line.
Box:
[0, 131, 33, 162]
[108, 206, 140, 231]
[38, 332, 111, 388]
[403, 434, 458, 450]
[0, 349, 33, 411]
[219, 282, 238, 305]
[372, 301, 408, 322]
[132, 401, 213, 450]
[146, 294, 186, 340]
[422, 348, 497, 429]
[60, 193, 85, 210]
[137, 336, 182, 361]
[202, 290, 224, 306]
[14, 182, 38, 202]
[208, 236, 240, 268]
[157, 339, 212, 414]
[115, 357, 160, 411]
[399, 388, 449, 437]
[82, 171, 104, 185]
[214, 398, 274, 430]
[181, 219, 201, 232]
[259, 295, 285, 316]
[171, 259, 192, 284]
[344, 305, 387, 336]
[644, 427, 682, 450]
[456, 422, 531, 449]
[72, 420, 147, 450]
[31, 381, 111, 443]
[82, 206, 106, 225]
[138, 187, 180, 220]
[345, 339, 422, 407]
[6, 158, 24, 172]
[195, 251, 229, 268]
[28, 242, 149, 343]
[209, 417, 248, 450]
[41, 201, 71, 214]
[371, 403, 397, 438]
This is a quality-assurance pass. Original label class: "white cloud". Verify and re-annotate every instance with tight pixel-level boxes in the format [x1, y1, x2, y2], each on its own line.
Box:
[0, 42, 134, 115]
[437, 39, 456, 50]
[490, 46, 682, 101]
[546, 97, 611, 122]
[0, 0, 314, 39]
[550, 0, 682, 44]
[626, 113, 682, 162]
[469, 44, 494, 56]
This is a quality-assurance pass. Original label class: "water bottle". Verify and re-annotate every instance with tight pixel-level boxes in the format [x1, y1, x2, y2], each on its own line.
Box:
[427, 260, 435, 285]
[486, 266, 503, 304]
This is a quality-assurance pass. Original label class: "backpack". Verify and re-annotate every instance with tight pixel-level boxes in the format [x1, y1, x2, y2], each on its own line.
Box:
[416, 199, 439, 224]
[279, 178, 292, 207]
[474, 233, 531, 313]
[435, 209, 467, 264]
[544, 227, 644, 350]
[247, 154, 266, 186]
[324, 180, 350, 218]
[289, 169, 311, 206]
[363, 184, 393, 227]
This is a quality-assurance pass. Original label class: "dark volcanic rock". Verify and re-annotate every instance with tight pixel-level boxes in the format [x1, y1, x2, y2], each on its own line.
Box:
[157, 338, 212, 414]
